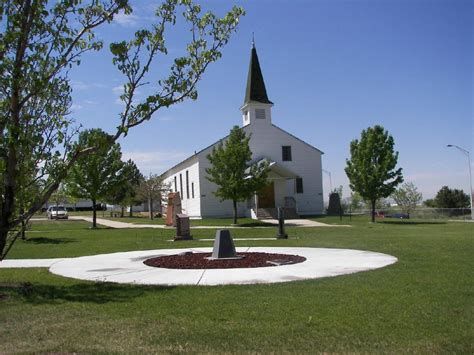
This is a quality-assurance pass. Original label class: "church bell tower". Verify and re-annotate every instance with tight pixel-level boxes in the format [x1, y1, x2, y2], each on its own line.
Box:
[240, 41, 273, 127]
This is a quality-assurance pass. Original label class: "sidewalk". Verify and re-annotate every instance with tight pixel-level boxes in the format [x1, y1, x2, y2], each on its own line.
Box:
[69, 216, 348, 229]
[260, 219, 350, 228]
[1, 247, 396, 286]
[69, 216, 166, 229]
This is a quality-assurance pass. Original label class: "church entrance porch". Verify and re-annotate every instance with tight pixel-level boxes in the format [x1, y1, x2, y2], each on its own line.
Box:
[257, 182, 275, 208]
[249, 158, 301, 219]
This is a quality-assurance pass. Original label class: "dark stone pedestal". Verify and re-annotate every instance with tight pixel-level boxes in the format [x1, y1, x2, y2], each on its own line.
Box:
[276, 207, 288, 239]
[207, 230, 243, 260]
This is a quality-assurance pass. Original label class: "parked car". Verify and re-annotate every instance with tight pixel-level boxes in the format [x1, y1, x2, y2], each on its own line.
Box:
[385, 212, 409, 219]
[47, 205, 68, 220]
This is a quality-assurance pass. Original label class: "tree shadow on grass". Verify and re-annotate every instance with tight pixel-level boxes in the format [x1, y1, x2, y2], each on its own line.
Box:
[378, 220, 447, 225]
[24, 237, 78, 244]
[237, 222, 274, 227]
[0, 282, 173, 304]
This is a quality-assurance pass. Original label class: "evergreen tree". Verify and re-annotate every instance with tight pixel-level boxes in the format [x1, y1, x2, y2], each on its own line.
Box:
[206, 126, 269, 224]
[327, 187, 343, 215]
[345, 125, 403, 222]
[434, 186, 470, 209]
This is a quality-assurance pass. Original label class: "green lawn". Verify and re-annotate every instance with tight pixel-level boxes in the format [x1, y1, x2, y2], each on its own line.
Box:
[48, 211, 275, 227]
[97, 215, 275, 227]
[1, 217, 472, 353]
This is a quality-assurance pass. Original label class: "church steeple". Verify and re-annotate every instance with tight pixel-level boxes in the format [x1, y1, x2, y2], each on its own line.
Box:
[243, 42, 273, 105]
[241, 40, 273, 127]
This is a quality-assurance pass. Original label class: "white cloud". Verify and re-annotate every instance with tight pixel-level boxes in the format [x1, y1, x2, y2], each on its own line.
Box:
[70, 103, 83, 111]
[71, 81, 106, 90]
[122, 150, 189, 174]
[114, 12, 140, 27]
[112, 85, 124, 95]
[113, 85, 141, 103]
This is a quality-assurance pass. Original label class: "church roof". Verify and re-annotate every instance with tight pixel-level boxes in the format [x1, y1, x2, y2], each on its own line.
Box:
[160, 124, 324, 179]
[244, 44, 273, 105]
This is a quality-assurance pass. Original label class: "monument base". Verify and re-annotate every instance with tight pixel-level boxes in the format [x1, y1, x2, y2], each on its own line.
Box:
[205, 255, 245, 261]
[174, 235, 193, 241]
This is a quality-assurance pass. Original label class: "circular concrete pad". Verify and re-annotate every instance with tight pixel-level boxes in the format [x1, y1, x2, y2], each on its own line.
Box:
[49, 247, 397, 286]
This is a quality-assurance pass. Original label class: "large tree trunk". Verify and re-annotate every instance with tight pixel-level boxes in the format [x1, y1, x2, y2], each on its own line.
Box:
[148, 195, 154, 220]
[232, 199, 238, 225]
[129, 205, 133, 217]
[0, 0, 33, 259]
[120, 206, 125, 218]
[371, 199, 376, 223]
[92, 198, 97, 228]
[0, 228, 7, 259]
[19, 206, 26, 241]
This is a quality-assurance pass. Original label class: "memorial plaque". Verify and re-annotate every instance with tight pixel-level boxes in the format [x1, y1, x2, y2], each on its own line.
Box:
[166, 192, 182, 226]
[175, 213, 192, 241]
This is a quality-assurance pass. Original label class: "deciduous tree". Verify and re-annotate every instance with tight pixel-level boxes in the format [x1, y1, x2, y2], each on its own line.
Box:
[349, 191, 364, 212]
[66, 129, 125, 228]
[206, 126, 269, 224]
[105, 160, 142, 217]
[423, 198, 436, 208]
[137, 174, 169, 220]
[345, 125, 403, 222]
[392, 182, 423, 217]
[0, 0, 244, 258]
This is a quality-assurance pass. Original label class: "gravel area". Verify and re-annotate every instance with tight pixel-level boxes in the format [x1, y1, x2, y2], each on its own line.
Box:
[144, 252, 306, 269]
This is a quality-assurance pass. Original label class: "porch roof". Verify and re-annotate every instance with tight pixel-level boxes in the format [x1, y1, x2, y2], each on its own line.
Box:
[249, 158, 299, 179]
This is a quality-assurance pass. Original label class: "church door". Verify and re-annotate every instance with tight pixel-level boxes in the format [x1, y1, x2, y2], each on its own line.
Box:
[258, 182, 275, 208]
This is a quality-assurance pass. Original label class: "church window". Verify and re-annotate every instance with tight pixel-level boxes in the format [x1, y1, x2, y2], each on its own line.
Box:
[244, 110, 249, 122]
[174, 176, 177, 192]
[192, 182, 195, 199]
[186, 170, 190, 199]
[179, 173, 183, 198]
[282, 146, 292, 161]
[296, 178, 304, 193]
[255, 108, 266, 119]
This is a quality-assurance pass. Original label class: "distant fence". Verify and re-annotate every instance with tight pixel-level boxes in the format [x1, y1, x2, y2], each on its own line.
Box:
[345, 208, 472, 220]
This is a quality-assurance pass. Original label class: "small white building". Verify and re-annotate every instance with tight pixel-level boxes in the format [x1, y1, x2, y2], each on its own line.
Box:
[161, 44, 324, 219]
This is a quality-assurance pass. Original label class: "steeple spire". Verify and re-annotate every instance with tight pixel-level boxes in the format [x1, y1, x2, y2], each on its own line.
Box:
[243, 41, 273, 105]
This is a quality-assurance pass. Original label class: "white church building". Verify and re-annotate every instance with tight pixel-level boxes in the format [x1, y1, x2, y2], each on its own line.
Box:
[161, 44, 324, 219]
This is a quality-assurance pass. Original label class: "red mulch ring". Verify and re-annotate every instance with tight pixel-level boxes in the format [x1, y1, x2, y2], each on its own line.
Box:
[143, 252, 306, 269]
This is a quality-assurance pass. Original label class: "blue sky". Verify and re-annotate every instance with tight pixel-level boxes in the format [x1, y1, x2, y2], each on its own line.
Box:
[69, 0, 472, 200]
